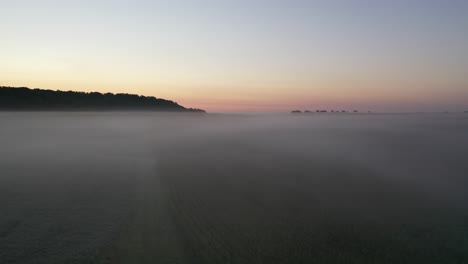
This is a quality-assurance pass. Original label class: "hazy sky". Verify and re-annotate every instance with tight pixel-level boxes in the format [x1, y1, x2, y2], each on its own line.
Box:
[2, 0, 468, 112]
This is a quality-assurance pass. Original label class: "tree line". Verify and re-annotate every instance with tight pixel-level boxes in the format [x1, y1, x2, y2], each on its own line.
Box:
[0, 86, 205, 112]
[291, 109, 363, 114]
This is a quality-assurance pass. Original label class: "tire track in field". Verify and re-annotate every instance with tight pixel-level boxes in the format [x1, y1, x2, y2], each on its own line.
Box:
[159, 161, 316, 263]
[98, 159, 189, 264]
[163, 175, 246, 263]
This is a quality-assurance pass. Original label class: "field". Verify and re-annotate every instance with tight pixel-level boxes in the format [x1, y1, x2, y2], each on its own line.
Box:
[1, 112, 468, 263]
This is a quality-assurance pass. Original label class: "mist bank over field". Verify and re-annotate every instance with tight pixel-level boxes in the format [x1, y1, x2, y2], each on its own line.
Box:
[1, 112, 468, 263]
[0, 86, 205, 112]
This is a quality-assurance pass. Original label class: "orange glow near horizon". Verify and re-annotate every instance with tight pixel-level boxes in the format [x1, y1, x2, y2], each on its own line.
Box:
[2, 77, 466, 113]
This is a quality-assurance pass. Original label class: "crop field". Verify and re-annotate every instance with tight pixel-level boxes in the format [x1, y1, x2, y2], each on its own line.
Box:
[1, 112, 468, 263]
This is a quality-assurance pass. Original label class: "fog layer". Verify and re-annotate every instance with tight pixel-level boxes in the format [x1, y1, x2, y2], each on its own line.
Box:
[1, 112, 467, 263]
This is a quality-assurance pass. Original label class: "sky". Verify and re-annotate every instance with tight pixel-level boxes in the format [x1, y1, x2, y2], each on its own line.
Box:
[2, 0, 468, 112]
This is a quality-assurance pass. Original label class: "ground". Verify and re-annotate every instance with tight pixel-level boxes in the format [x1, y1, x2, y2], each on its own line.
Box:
[1, 112, 467, 263]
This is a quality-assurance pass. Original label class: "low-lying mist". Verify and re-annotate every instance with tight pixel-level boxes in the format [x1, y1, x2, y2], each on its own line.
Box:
[1, 112, 467, 263]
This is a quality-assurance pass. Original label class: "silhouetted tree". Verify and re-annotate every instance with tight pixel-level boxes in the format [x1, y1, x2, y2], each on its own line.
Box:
[0, 86, 205, 112]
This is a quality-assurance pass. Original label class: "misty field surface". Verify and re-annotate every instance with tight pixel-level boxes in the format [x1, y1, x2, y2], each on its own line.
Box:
[1, 112, 468, 264]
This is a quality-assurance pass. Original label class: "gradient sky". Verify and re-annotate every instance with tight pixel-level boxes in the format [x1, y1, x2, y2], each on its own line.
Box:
[2, 0, 468, 112]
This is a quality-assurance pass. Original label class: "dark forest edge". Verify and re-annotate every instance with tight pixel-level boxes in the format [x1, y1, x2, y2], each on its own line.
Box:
[0, 86, 205, 113]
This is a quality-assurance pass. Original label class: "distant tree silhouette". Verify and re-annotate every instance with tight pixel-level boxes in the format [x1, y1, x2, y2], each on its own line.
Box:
[291, 110, 302, 114]
[304, 110, 312, 113]
[353, 110, 358, 113]
[0, 86, 205, 112]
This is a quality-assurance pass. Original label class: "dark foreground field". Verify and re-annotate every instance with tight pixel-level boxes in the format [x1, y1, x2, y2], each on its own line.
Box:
[1, 112, 468, 263]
